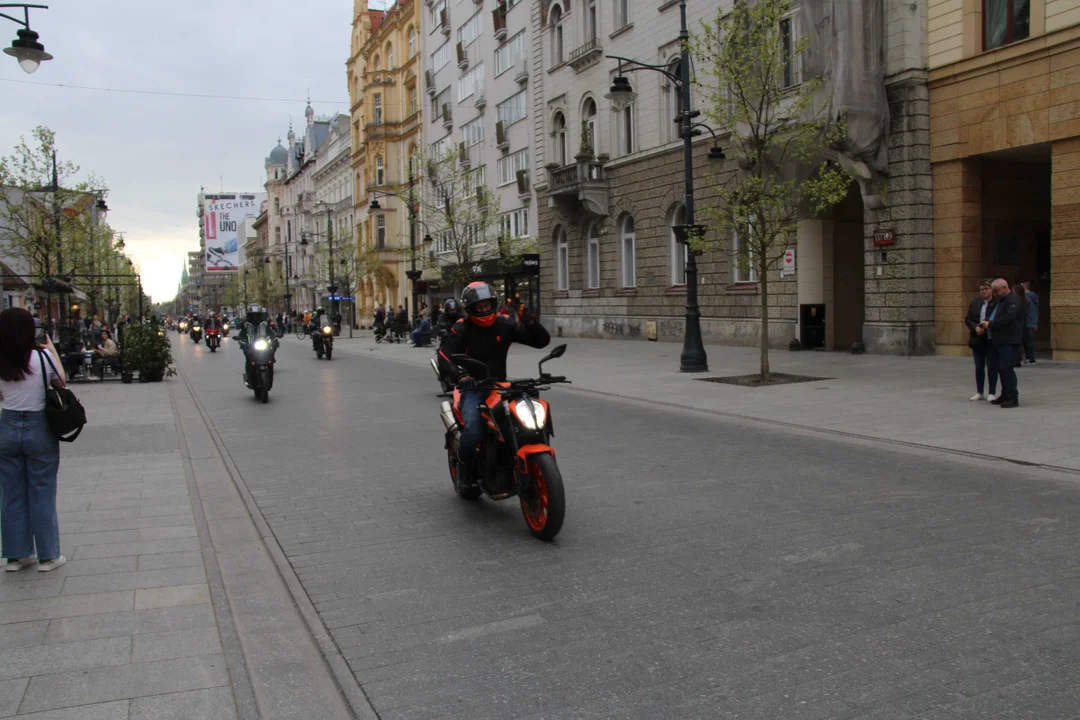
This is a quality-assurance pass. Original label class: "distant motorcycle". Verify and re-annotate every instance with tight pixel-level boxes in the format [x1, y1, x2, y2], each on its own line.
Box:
[205, 326, 221, 352]
[312, 323, 334, 360]
[190, 324, 203, 343]
[178, 320, 188, 334]
[221, 322, 230, 338]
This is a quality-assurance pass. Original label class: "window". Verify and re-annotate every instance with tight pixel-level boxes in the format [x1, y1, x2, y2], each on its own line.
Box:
[459, 11, 483, 47]
[497, 149, 528, 185]
[552, 111, 567, 166]
[586, 0, 597, 42]
[670, 204, 687, 286]
[375, 155, 385, 185]
[408, 148, 418, 177]
[620, 214, 635, 287]
[433, 87, 450, 118]
[387, 44, 394, 70]
[733, 220, 758, 283]
[458, 63, 484, 102]
[614, 0, 629, 29]
[500, 208, 530, 238]
[550, 5, 564, 65]
[985, 0, 1030, 50]
[620, 102, 635, 155]
[555, 227, 569, 291]
[469, 166, 487, 197]
[408, 28, 417, 57]
[498, 90, 527, 127]
[586, 223, 600, 289]
[409, 86, 418, 116]
[779, 14, 799, 88]
[274, 197, 280, 215]
[431, 0, 446, 31]
[373, 94, 383, 125]
[374, 54, 381, 71]
[431, 134, 451, 159]
[462, 117, 485, 146]
[376, 215, 387, 249]
[275, 226, 282, 246]
[495, 31, 525, 76]
[432, 41, 451, 71]
[582, 98, 597, 154]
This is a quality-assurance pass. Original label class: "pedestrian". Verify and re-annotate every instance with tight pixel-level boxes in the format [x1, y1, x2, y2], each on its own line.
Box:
[0, 308, 67, 572]
[964, 279, 998, 402]
[980, 279, 1023, 408]
[1021, 281, 1039, 364]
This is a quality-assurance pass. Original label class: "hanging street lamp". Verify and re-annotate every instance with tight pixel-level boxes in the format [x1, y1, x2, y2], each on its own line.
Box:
[1, 4, 52, 73]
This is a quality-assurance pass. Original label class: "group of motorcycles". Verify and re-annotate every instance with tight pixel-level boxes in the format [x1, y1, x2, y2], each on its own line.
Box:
[427, 316, 571, 542]
[175, 317, 229, 353]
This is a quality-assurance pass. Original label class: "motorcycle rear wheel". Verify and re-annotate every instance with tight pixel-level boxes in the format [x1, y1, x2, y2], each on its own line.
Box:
[447, 440, 481, 500]
[521, 454, 565, 541]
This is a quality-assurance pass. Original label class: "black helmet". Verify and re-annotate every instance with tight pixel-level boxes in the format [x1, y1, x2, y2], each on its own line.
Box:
[443, 299, 460, 315]
[315, 306, 325, 315]
[461, 282, 497, 326]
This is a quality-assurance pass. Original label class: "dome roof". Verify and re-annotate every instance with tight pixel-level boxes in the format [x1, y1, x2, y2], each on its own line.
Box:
[286, 124, 296, 141]
[268, 142, 288, 164]
[330, 116, 340, 130]
[305, 102, 314, 117]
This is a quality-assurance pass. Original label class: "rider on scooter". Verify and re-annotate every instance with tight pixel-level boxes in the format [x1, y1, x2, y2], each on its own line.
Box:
[437, 282, 550, 486]
[237, 305, 277, 386]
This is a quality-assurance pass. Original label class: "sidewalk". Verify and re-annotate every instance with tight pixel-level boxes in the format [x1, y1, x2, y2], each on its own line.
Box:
[340, 332, 1080, 471]
[0, 379, 363, 719]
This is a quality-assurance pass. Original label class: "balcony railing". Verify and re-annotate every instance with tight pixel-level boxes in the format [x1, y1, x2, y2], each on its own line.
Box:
[547, 160, 606, 191]
[546, 156, 609, 217]
[568, 37, 602, 71]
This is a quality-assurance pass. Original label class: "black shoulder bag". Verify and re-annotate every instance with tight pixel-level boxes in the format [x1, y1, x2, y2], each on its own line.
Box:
[38, 351, 87, 442]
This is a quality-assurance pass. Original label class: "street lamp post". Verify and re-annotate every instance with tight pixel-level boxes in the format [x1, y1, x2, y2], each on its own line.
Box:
[0, 4, 52, 74]
[605, 0, 725, 373]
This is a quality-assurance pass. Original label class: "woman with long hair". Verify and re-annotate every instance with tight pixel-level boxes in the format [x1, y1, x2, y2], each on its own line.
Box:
[0, 308, 68, 572]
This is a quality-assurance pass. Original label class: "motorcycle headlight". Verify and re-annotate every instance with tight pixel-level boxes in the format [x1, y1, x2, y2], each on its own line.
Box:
[223, 324, 229, 330]
[323, 326, 332, 334]
[193, 326, 201, 332]
[253, 339, 269, 351]
[513, 399, 547, 430]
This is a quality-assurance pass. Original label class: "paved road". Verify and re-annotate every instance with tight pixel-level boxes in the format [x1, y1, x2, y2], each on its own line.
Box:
[175, 333, 1080, 720]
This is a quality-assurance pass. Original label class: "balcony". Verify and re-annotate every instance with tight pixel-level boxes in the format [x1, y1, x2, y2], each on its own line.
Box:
[546, 154, 609, 217]
[364, 71, 395, 89]
[568, 38, 602, 72]
[364, 113, 421, 141]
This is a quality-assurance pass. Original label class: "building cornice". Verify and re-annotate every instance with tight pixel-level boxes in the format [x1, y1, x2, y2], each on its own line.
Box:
[929, 24, 1080, 86]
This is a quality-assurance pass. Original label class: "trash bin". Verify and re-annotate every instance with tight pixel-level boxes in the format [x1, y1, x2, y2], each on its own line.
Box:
[800, 303, 825, 349]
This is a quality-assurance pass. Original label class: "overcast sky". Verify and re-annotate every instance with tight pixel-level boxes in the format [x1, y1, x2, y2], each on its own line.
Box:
[0, 0, 368, 302]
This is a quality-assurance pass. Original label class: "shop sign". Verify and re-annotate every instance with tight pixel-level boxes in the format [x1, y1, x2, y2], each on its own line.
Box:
[873, 228, 896, 246]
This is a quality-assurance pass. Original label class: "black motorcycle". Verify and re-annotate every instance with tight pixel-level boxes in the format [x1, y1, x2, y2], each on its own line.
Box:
[312, 322, 334, 360]
[240, 336, 278, 403]
[190, 324, 203, 343]
[429, 328, 454, 395]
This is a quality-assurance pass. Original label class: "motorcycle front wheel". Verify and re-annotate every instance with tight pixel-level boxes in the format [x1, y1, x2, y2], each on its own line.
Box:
[257, 368, 270, 403]
[325, 346, 332, 360]
[316, 348, 323, 359]
[521, 454, 565, 541]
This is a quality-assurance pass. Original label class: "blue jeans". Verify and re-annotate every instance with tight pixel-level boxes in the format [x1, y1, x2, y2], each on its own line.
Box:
[458, 390, 487, 463]
[0, 410, 60, 560]
[972, 344, 998, 395]
[995, 344, 1018, 400]
[1022, 326, 1036, 361]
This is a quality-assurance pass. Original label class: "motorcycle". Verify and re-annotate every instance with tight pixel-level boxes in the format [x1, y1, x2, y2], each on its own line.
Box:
[440, 344, 570, 541]
[429, 328, 455, 395]
[240, 336, 278, 403]
[312, 323, 334, 360]
[205, 326, 221, 352]
[190, 324, 203, 343]
[178, 320, 188, 334]
[221, 322, 230, 338]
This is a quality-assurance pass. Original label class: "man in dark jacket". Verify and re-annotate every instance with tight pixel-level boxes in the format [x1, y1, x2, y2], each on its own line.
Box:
[964, 279, 998, 401]
[980, 279, 1023, 408]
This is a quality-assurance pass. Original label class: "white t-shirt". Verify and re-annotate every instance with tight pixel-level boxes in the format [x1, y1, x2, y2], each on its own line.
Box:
[0, 351, 60, 412]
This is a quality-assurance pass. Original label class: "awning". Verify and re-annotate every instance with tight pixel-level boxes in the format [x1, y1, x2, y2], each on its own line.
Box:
[0, 260, 29, 290]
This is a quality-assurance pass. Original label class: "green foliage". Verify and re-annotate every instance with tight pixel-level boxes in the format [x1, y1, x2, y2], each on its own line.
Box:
[692, 0, 852, 381]
[122, 323, 176, 380]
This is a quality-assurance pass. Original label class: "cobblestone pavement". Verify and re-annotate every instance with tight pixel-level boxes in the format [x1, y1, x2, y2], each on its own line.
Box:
[179, 335, 1080, 720]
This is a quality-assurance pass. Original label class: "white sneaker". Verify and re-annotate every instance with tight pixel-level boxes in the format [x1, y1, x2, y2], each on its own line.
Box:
[970, 393, 986, 401]
[5, 556, 37, 572]
[37, 556, 66, 572]
[987, 394, 1000, 403]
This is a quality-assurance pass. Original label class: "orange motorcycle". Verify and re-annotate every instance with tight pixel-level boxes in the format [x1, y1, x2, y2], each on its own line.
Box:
[440, 345, 570, 541]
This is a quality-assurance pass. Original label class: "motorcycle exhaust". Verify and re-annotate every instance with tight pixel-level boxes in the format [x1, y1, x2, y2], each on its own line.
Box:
[430, 358, 439, 377]
[439, 400, 457, 432]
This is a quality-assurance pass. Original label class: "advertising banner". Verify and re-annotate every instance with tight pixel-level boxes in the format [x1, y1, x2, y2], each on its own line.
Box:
[203, 193, 266, 273]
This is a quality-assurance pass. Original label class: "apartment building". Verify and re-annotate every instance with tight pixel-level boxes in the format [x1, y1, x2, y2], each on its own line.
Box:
[533, 0, 936, 355]
[929, 0, 1080, 360]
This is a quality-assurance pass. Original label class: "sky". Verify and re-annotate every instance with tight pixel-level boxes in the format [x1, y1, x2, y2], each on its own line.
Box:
[0, 0, 368, 302]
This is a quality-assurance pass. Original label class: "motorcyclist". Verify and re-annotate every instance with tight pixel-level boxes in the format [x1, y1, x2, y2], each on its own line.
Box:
[237, 304, 277, 386]
[308, 306, 330, 350]
[437, 282, 550, 485]
[437, 299, 462, 331]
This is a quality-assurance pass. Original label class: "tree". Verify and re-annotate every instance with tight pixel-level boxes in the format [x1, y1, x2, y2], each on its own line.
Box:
[694, 0, 851, 382]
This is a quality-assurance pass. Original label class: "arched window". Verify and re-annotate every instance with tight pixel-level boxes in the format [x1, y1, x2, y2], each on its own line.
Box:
[386, 44, 394, 70]
[669, 203, 687, 286]
[374, 54, 381, 71]
[666, 58, 683, 142]
[375, 155, 385, 186]
[586, 222, 600, 289]
[408, 28, 417, 58]
[620, 214, 635, 288]
[552, 111, 567, 166]
[550, 5, 564, 65]
[582, 97, 598, 156]
[555, 226, 569, 291]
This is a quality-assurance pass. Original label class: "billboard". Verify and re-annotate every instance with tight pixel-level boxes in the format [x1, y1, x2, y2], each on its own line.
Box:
[202, 193, 266, 273]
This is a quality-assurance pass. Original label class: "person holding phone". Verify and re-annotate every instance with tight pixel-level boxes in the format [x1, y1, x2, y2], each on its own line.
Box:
[0, 308, 68, 572]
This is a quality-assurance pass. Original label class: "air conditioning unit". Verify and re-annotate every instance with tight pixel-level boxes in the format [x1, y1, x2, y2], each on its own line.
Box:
[458, 142, 470, 167]
[442, 103, 453, 128]
[516, 170, 531, 199]
[425, 69, 435, 96]
[456, 42, 469, 69]
[495, 121, 509, 151]
[475, 92, 486, 111]
[439, 8, 450, 34]
[515, 57, 529, 85]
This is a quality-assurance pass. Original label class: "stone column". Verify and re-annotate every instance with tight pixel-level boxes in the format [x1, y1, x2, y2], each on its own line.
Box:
[1052, 138, 1080, 360]
[932, 157, 982, 353]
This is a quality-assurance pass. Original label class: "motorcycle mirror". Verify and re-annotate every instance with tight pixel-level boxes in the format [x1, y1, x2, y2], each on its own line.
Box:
[538, 344, 568, 373]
